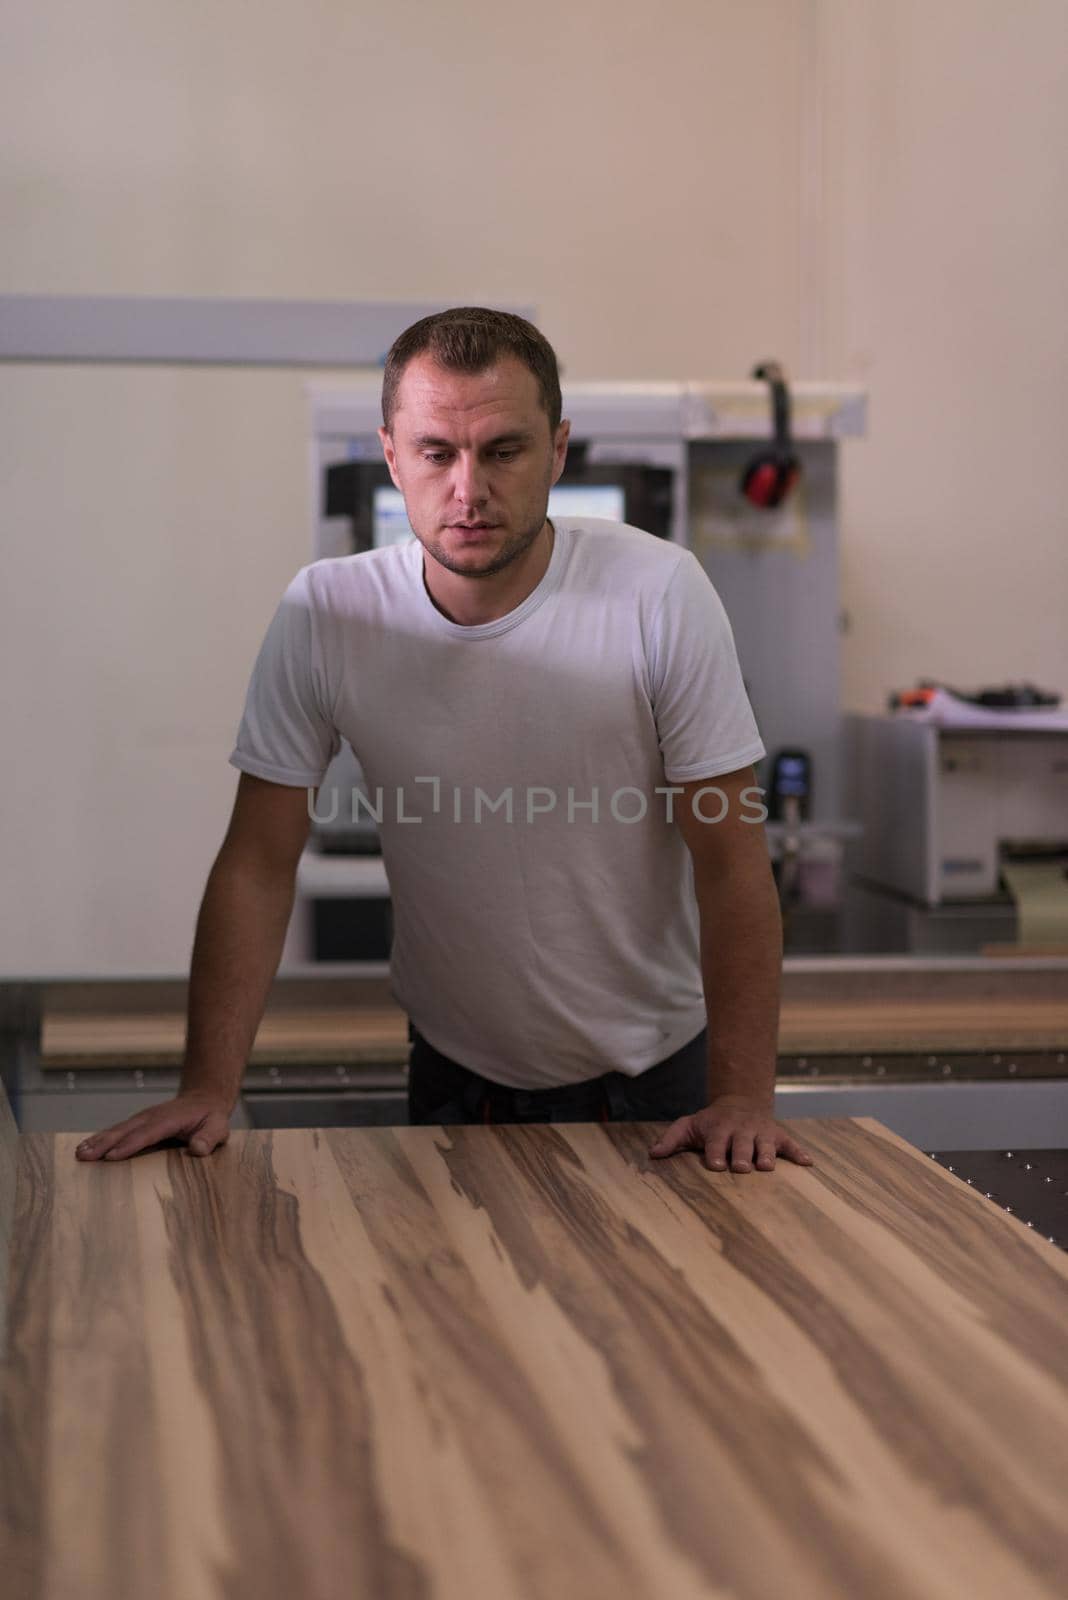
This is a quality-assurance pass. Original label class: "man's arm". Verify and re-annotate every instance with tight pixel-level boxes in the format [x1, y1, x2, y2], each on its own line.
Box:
[648, 767, 814, 1173]
[75, 773, 312, 1162]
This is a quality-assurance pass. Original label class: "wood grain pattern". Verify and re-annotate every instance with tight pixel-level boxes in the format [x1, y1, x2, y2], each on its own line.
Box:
[776, 997, 1068, 1053]
[0, 1078, 19, 1355]
[40, 1007, 410, 1067]
[39, 994, 1068, 1069]
[3, 1117, 1068, 1600]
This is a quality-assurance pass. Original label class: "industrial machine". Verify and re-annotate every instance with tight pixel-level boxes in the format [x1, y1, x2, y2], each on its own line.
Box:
[844, 712, 1068, 952]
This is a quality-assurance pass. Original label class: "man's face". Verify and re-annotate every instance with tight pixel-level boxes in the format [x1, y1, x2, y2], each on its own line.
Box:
[378, 354, 569, 580]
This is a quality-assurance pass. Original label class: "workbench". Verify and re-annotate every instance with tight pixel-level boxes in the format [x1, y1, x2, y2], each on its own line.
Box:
[3, 1112, 1067, 1599]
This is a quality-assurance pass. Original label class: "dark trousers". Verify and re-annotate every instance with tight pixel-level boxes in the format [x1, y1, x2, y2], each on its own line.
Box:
[407, 1026, 708, 1126]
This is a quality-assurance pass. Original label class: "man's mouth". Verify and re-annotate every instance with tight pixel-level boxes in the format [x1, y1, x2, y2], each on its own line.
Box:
[450, 522, 497, 533]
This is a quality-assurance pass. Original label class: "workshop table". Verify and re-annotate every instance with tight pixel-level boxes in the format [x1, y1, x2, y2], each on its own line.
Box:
[3, 1117, 1068, 1600]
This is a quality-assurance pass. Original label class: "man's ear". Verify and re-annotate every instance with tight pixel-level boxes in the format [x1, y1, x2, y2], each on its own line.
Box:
[377, 426, 402, 490]
[551, 418, 571, 485]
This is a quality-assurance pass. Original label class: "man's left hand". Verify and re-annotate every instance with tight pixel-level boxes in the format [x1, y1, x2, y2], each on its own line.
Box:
[648, 1095, 814, 1172]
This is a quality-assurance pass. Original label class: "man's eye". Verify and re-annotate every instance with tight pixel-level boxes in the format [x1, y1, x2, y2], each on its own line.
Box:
[423, 452, 450, 463]
[495, 448, 520, 461]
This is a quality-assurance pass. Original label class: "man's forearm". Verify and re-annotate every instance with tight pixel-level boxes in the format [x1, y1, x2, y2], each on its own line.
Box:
[694, 858, 783, 1106]
[179, 852, 297, 1109]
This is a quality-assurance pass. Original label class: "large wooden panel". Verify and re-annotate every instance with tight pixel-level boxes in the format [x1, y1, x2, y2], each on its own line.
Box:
[37, 993, 1068, 1068]
[3, 1117, 1068, 1599]
[778, 996, 1068, 1053]
[0, 1077, 18, 1356]
[40, 1006, 410, 1067]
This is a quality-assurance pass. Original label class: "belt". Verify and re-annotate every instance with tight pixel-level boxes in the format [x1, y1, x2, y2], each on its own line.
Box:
[475, 1073, 630, 1125]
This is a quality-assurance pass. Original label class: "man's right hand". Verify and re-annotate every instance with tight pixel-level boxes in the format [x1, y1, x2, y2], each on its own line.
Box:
[74, 1091, 234, 1163]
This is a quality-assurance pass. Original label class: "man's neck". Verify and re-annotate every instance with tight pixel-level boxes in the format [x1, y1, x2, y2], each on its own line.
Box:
[423, 520, 555, 627]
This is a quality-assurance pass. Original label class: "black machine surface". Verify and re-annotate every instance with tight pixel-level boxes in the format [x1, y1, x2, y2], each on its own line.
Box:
[928, 1149, 1068, 1249]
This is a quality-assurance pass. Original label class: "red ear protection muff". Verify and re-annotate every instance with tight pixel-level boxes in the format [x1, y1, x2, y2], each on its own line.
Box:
[740, 361, 801, 509]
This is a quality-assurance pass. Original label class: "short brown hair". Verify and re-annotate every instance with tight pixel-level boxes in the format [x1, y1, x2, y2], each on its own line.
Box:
[381, 307, 562, 435]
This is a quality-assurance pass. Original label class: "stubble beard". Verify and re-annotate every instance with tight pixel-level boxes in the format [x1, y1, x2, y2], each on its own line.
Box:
[423, 514, 549, 581]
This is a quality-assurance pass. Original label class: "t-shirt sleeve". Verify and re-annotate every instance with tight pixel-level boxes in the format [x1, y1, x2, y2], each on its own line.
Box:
[647, 551, 765, 782]
[229, 566, 341, 787]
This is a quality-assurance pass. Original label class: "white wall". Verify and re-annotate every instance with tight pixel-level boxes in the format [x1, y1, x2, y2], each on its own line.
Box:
[1, 0, 1065, 972]
[817, 0, 1068, 708]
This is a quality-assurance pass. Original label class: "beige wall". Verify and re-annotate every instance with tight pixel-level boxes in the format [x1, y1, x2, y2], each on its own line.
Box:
[818, 0, 1068, 710]
[1, 0, 1065, 973]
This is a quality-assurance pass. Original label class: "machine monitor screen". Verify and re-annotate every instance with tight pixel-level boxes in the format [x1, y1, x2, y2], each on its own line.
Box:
[371, 488, 416, 547]
[545, 484, 626, 521]
[371, 483, 627, 548]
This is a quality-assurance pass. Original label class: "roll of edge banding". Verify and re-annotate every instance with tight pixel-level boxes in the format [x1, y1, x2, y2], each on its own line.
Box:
[1001, 859, 1068, 946]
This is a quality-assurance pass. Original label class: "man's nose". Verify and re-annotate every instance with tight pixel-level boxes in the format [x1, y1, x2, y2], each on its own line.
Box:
[452, 454, 489, 506]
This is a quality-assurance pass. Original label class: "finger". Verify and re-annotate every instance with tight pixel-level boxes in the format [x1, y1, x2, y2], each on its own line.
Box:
[754, 1135, 777, 1171]
[75, 1137, 106, 1161]
[109, 1109, 217, 1162]
[729, 1131, 756, 1173]
[703, 1133, 730, 1171]
[648, 1115, 696, 1159]
[780, 1137, 815, 1166]
[82, 1104, 193, 1164]
[187, 1116, 231, 1157]
[102, 1129, 163, 1161]
[76, 1112, 156, 1162]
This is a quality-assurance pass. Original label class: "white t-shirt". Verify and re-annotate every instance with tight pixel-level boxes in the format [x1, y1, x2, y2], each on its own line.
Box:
[230, 518, 765, 1088]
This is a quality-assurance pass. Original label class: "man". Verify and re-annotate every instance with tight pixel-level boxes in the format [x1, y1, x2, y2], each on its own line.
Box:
[77, 308, 813, 1174]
